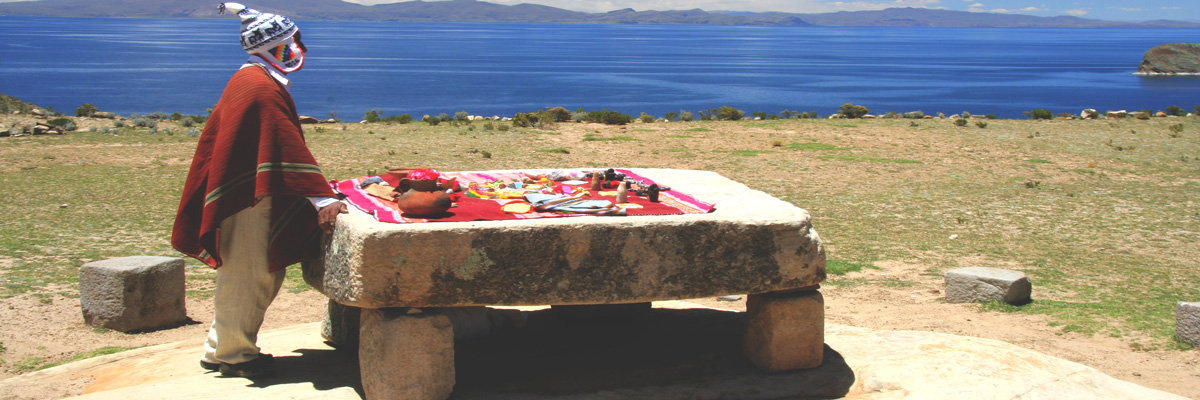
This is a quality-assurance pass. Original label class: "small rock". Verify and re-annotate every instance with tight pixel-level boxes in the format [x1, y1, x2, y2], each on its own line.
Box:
[298, 115, 319, 124]
[949, 234, 958, 240]
[717, 295, 742, 301]
[59, 204, 68, 208]
[945, 266, 1032, 305]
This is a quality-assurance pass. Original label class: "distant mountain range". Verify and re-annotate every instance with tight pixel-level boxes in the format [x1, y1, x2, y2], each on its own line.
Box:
[1, 0, 1197, 28]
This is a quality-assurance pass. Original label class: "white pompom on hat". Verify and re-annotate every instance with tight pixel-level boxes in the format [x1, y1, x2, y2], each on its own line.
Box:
[219, 2, 298, 53]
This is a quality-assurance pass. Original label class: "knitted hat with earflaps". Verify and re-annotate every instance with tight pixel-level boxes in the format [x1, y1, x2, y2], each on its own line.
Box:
[219, 3, 305, 72]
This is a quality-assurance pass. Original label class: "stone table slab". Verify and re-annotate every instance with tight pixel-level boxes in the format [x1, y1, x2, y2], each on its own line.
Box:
[303, 168, 825, 309]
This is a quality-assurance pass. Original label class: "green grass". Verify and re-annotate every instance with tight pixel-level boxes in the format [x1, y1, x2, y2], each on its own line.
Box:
[582, 134, 638, 142]
[536, 147, 571, 154]
[825, 259, 877, 275]
[38, 346, 137, 371]
[819, 154, 922, 164]
[11, 356, 45, 372]
[712, 149, 777, 157]
[2, 115, 1199, 354]
[788, 142, 846, 151]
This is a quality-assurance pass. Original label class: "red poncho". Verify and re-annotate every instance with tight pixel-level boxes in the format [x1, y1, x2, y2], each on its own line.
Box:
[172, 66, 336, 271]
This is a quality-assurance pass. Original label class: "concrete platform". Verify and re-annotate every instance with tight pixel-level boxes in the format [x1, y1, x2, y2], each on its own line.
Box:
[0, 302, 1186, 400]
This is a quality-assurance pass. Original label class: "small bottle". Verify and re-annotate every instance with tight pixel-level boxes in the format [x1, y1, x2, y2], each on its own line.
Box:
[615, 181, 628, 203]
[648, 184, 660, 202]
[590, 170, 602, 191]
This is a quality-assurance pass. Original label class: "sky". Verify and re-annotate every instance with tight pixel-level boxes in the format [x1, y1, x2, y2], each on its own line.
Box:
[340, 0, 1199, 22]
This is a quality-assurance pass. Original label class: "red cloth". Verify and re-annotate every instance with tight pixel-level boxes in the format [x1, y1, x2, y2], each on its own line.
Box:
[334, 169, 715, 224]
[172, 66, 335, 272]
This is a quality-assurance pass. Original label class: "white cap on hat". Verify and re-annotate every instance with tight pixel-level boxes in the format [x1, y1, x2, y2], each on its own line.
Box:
[219, 3, 305, 73]
[219, 2, 298, 53]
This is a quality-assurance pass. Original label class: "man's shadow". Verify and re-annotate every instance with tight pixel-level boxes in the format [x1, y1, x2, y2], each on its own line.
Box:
[247, 306, 855, 399]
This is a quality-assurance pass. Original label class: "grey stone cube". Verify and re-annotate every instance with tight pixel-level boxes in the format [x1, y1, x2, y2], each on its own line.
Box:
[1178, 302, 1200, 347]
[79, 256, 187, 332]
[945, 266, 1031, 305]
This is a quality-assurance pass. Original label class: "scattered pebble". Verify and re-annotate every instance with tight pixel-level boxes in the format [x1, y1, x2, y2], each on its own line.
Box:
[59, 204, 68, 208]
[949, 234, 958, 240]
[716, 295, 742, 301]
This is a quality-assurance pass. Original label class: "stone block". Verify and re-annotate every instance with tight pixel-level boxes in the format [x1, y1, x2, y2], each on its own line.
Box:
[744, 290, 824, 371]
[360, 308, 455, 400]
[945, 266, 1031, 305]
[79, 256, 186, 332]
[304, 169, 826, 309]
[1178, 302, 1200, 347]
[321, 299, 360, 349]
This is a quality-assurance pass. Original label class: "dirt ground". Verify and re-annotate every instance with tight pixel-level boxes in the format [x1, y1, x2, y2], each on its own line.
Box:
[0, 262, 1196, 399]
[0, 114, 1197, 398]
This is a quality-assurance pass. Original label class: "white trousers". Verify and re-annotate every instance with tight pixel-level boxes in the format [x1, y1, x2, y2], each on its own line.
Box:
[201, 197, 285, 365]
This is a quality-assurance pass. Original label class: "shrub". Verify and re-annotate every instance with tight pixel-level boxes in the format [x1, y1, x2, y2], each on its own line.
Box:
[386, 114, 413, 124]
[985, 114, 996, 119]
[74, 103, 98, 117]
[1029, 109, 1053, 120]
[512, 112, 537, 128]
[716, 106, 745, 121]
[47, 118, 77, 131]
[170, 112, 184, 121]
[1166, 105, 1186, 116]
[424, 116, 440, 126]
[541, 107, 571, 122]
[954, 118, 968, 127]
[639, 112, 655, 123]
[363, 109, 383, 123]
[975, 121, 988, 128]
[838, 103, 869, 119]
[679, 110, 694, 122]
[883, 112, 900, 119]
[664, 112, 679, 122]
[132, 117, 157, 128]
[570, 111, 588, 123]
[903, 111, 925, 119]
[1168, 123, 1184, 137]
[454, 111, 469, 121]
[752, 111, 767, 120]
[582, 109, 633, 125]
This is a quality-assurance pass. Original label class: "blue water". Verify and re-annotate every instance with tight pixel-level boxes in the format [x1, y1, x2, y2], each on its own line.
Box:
[2, 16, 1199, 119]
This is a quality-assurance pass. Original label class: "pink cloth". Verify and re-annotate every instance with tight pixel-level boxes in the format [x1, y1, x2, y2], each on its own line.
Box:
[333, 169, 715, 224]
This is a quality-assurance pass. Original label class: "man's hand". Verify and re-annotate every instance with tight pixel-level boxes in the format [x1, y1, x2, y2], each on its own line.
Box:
[318, 202, 348, 233]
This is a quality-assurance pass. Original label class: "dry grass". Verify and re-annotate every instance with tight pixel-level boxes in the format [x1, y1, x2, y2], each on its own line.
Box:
[1, 114, 1198, 350]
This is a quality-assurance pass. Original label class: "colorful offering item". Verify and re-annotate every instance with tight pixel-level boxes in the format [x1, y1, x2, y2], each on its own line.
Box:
[333, 168, 715, 223]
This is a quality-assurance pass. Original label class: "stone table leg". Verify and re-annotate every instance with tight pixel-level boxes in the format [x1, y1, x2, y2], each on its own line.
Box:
[359, 308, 455, 400]
[322, 299, 360, 350]
[743, 289, 824, 371]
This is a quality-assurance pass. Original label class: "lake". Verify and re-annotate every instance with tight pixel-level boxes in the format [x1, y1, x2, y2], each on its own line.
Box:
[2, 16, 1199, 119]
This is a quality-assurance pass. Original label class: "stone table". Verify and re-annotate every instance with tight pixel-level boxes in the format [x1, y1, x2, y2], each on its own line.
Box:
[302, 168, 826, 400]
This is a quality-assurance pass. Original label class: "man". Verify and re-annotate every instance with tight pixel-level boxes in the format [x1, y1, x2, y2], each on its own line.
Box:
[171, 3, 346, 378]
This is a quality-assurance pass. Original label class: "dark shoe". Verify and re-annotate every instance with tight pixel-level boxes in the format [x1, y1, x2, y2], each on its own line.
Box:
[218, 353, 274, 378]
[200, 359, 220, 372]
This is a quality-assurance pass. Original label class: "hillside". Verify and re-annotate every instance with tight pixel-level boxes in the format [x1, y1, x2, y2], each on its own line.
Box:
[0, 0, 1196, 28]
